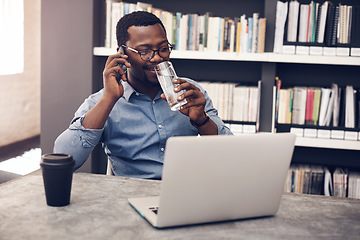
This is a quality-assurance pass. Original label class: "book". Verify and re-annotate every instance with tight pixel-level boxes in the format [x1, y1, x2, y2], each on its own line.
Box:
[298, 4, 309, 42]
[236, 19, 242, 52]
[307, 1, 315, 43]
[275, 77, 282, 123]
[161, 11, 175, 46]
[333, 168, 348, 198]
[174, 12, 182, 50]
[330, 5, 340, 46]
[345, 85, 356, 128]
[286, 0, 300, 42]
[274, 1, 288, 53]
[305, 88, 315, 125]
[249, 86, 259, 122]
[278, 88, 292, 124]
[219, 18, 225, 52]
[332, 84, 341, 127]
[316, 1, 329, 44]
[291, 87, 307, 125]
[179, 14, 189, 51]
[318, 87, 332, 126]
[323, 85, 336, 126]
[207, 16, 221, 52]
[312, 88, 321, 125]
[247, 17, 253, 53]
[105, 0, 113, 48]
[257, 18, 266, 53]
[239, 14, 248, 53]
[338, 4, 348, 44]
[314, 3, 322, 43]
[324, 2, 335, 46]
[348, 171, 360, 199]
[229, 19, 236, 52]
[251, 13, 259, 53]
[198, 15, 205, 51]
[256, 80, 262, 131]
[222, 18, 230, 52]
[203, 12, 210, 51]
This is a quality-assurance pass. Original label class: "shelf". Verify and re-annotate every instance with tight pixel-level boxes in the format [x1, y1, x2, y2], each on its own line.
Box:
[295, 137, 360, 150]
[266, 53, 360, 66]
[93, 47, 269, 61]
[93, 47, 360, 66]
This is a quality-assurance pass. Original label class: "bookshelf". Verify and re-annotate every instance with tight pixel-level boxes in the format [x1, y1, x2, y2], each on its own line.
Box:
[88, 0, 360, 175]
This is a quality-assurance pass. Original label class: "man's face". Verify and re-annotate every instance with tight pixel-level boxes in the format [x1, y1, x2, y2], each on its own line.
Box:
[125, 23, 169, 87]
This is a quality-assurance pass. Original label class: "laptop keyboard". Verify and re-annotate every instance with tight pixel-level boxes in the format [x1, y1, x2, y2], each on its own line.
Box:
[149, 206, 158, 214]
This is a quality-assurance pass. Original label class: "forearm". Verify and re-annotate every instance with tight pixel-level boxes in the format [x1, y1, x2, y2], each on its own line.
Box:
[82, 95, 117, 129]
[83, 50, 129, 129]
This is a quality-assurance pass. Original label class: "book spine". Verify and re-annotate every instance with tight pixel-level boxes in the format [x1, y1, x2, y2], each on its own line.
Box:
[247, 17, 253, 53]
[331, 5, 340, 46]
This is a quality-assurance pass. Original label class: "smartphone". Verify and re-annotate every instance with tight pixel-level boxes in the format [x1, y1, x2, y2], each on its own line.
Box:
[115, 46, 127, 83]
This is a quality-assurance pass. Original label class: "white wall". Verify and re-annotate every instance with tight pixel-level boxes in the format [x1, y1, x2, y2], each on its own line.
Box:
[0, 0, 41, 147]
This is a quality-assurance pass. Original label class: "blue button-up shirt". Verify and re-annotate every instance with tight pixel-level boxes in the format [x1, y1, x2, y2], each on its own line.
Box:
[54, 78, 232, 179]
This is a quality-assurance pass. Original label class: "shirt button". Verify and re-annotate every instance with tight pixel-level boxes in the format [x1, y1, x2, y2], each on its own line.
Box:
[161, 148, 164, 152]
[158, 125, 162, 129]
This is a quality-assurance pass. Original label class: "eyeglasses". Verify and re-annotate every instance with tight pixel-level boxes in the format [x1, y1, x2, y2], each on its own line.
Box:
[121, 44, 173, 61]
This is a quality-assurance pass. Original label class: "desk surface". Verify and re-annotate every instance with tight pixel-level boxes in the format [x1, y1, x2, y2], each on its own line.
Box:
[1, 171, 359, 240]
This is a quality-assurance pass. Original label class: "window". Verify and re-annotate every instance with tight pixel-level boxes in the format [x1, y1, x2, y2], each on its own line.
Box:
[0, 0, 24, 75]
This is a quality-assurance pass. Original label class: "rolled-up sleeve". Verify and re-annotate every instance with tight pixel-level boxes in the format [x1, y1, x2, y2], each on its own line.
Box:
[54, 115, 104, 170]
[205, 98, 233, 135]
[53, 91, 105, 170]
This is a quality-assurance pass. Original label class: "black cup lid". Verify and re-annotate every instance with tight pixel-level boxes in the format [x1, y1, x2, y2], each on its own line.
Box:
[41, 153, 73, 164]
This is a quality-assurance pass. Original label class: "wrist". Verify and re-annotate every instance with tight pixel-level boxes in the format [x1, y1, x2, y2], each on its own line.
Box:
[102, 92, 120, 105]
[190, 112, 210, 128]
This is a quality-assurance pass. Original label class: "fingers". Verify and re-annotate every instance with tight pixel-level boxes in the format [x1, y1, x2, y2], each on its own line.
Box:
[104, 53, 131, 82]
[173, 79, 206, 109]
[105, 52, 131, 68]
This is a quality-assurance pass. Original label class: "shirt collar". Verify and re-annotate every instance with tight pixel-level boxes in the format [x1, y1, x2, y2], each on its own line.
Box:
[122, 81, 163, 101]
[122, 81, 136, 101]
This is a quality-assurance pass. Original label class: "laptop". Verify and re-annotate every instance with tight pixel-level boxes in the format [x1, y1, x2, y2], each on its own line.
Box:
[128, 133, 296, 228]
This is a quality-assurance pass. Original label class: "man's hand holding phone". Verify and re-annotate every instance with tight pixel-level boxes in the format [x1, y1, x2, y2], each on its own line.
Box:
[102, 48, 131, 102]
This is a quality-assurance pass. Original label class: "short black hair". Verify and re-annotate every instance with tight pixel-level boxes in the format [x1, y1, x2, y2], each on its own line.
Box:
[116, 11, 167, 47]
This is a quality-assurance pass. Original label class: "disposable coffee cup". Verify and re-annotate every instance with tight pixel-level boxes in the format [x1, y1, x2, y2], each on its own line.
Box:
[155, 61, 187, 111]
[40, 153, 75, 207]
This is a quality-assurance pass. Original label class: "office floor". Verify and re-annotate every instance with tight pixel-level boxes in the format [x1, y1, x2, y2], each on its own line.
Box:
[0, 136, 41, 184]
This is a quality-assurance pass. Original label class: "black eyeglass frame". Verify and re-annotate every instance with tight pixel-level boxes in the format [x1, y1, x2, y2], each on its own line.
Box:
[121, 43, 174, 61]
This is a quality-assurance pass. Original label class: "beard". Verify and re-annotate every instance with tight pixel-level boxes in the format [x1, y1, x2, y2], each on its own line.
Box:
[127, 67, 161, 88]
[142, 68, 161, 87]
